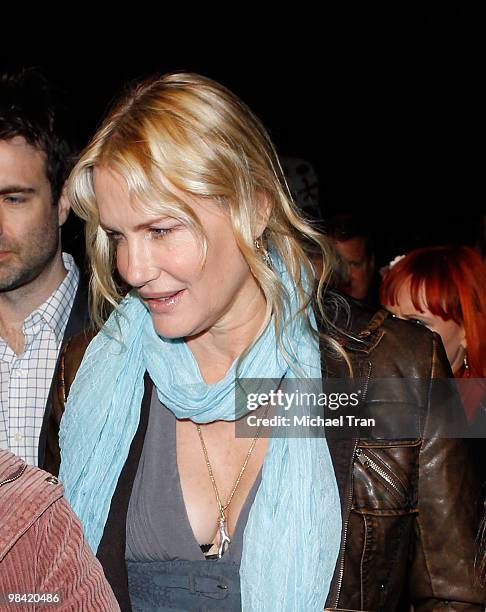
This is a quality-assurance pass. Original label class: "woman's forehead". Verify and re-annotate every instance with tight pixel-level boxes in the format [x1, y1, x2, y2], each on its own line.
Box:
[93, 165, 126, 196]
[93, 165, 226, 233]
[396, 277, 429, 313]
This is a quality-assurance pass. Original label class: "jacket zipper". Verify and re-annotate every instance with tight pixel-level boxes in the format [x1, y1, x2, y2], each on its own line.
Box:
[333, 361, 372, 607]
[355, 448, 404, 499]
[0, 462, 27, 488]
[332, 438, 358, 608]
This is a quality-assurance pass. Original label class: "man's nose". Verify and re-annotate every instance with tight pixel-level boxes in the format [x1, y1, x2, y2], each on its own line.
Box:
[347, 265, 357, 282]
[340, 262, 352, 287]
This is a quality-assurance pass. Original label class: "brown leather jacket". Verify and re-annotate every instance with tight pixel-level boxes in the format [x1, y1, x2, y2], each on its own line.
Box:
[44, 304, 485, 611]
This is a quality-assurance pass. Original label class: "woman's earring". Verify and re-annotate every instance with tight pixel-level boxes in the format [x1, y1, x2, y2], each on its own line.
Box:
[254, 237, 273, 269]
[463, 351, 470, 374]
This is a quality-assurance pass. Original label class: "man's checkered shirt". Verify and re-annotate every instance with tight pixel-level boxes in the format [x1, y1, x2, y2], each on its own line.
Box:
[0, 253, 79, 465]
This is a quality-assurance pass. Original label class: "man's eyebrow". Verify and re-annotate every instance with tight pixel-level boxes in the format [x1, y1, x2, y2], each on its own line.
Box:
[0, 186, 36, 196]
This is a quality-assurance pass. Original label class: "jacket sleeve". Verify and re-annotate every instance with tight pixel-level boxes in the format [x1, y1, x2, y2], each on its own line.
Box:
[35, 495, 120, 611]
[408, 333, 485, 610]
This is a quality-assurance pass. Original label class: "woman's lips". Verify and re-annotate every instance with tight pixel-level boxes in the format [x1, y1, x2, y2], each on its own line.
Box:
[143, 289, 185, 313]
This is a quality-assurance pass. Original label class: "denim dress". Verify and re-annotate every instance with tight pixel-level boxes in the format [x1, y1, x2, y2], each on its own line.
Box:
[125, 390, 262, 611]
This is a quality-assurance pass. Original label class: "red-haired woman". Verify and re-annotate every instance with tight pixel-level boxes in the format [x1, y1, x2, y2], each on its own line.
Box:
[380, 245, 486, 425]
[381, 245, 486, 589]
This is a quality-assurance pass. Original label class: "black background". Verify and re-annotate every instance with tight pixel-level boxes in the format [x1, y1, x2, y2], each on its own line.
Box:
[2, 5, 483, 265]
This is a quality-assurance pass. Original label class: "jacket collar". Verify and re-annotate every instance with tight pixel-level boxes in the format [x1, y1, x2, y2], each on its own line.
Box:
[323, 295, 389, 355]
[62, 272, 90, 344]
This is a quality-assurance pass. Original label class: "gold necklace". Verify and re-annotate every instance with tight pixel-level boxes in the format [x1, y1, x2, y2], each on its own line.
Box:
[196, 421, 265, 559]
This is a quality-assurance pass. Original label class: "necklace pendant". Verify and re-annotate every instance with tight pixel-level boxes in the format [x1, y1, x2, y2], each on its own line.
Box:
[217, 515, 231, 558]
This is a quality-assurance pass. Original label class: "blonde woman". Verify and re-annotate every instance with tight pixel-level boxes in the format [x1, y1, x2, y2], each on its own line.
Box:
[51, 73, 483, 611]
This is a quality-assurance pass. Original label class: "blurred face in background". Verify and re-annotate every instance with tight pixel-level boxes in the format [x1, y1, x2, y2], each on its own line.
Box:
[385, 278, 466, 375]
[333, 236, 374, 300]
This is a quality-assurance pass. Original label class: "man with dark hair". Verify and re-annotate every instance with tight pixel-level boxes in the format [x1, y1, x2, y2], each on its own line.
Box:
[0, 68, 88, 466]
[327, 212, 378, 305]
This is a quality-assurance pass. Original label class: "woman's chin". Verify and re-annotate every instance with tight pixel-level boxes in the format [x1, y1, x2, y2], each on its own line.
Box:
[149, 315, 200, 341]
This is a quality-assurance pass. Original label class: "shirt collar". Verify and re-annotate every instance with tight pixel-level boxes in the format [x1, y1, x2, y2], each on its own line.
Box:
[26, 253, 80, 346]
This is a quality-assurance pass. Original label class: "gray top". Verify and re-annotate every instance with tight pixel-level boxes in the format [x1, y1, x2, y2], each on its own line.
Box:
[126, 388, 262, 563]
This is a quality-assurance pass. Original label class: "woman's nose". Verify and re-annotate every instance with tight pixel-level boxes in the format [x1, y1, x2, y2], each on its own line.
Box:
[121, 242, 159, 288]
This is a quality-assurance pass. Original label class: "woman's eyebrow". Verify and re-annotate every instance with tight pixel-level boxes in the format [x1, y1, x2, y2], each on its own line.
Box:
[99, 217, 173, 232]
[132, 217, 173, 231]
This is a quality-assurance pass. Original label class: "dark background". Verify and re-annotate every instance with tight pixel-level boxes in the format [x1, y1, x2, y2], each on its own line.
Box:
[2, 5, 483, 267]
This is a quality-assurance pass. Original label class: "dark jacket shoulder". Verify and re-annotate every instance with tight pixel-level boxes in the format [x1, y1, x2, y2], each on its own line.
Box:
[42, 328, 97, 475]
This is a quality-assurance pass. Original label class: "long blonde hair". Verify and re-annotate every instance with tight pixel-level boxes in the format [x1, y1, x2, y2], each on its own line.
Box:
[68, 72, 347, 368]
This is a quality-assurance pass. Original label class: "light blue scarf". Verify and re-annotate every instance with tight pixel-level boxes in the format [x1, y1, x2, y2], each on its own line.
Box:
[59, 253, 342, 611]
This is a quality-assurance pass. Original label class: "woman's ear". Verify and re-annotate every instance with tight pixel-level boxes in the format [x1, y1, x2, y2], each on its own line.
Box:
[460, 325, 467, 350]
[254, 194, 272, 238]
